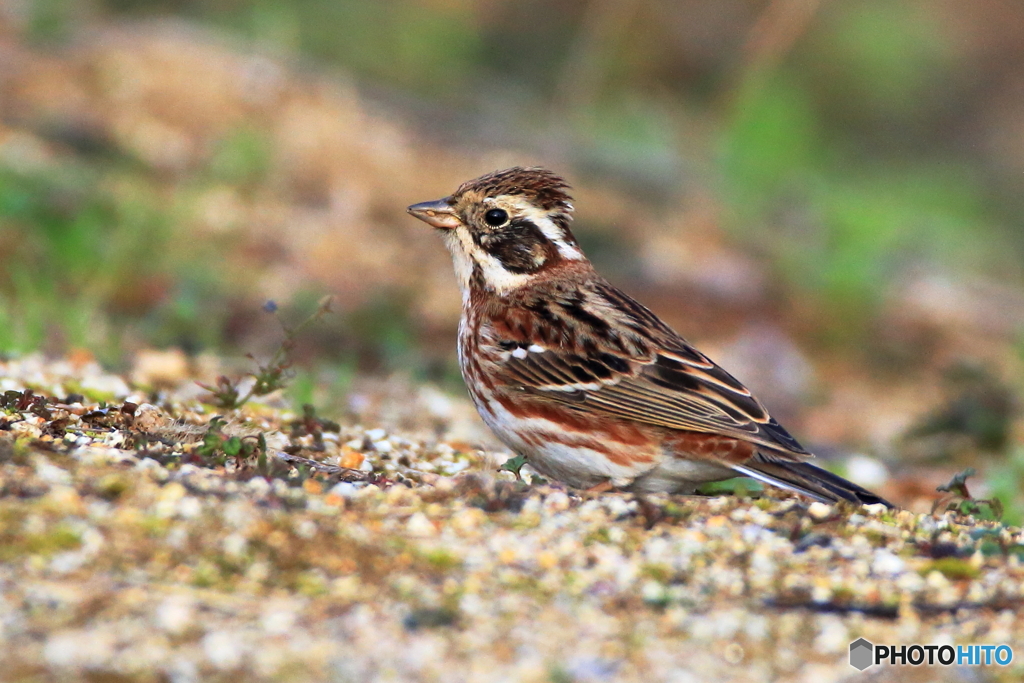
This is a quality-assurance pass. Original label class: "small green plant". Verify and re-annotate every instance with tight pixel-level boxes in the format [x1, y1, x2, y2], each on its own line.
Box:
[199, 296, 333, 409]
[0, 389, 52, 418]
[194, 417, 268, 471]
[499, 454, 528, 481]
[932, 468, 1003, 521]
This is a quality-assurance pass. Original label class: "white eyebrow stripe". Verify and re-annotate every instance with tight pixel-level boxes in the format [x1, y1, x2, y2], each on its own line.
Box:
[552, 238, 584, 261]
[513, 203, 584, 261]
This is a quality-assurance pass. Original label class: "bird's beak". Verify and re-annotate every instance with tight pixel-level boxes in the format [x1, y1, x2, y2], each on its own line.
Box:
[407, 197, 461, 230]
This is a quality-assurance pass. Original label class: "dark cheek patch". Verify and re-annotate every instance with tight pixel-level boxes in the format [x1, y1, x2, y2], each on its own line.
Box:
[480, 219, 553, 274]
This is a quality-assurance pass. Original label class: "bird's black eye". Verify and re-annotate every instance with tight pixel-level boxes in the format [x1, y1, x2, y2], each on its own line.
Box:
[484, 208, 508, 226]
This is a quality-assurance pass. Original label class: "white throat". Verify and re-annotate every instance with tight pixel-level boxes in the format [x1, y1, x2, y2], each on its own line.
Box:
[442, 227, 537, 299]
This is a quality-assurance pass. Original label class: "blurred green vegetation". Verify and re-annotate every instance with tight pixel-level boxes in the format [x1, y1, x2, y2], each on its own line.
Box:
[5, 0, 1020, 354]
[0, 153, 250, 362]
[721, 74, 995, 332]
[0, 162, 170, 357]
[718, 1, 1015, 338]
[989, 448, 1024, 526]
[207, 126, 274, 189]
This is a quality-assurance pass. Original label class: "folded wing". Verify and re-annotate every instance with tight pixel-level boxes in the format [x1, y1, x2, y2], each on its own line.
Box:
[497, 339, 811, 460]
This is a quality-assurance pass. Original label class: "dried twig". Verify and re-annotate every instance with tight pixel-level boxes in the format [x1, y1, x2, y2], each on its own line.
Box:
[271, 449, 368, 481]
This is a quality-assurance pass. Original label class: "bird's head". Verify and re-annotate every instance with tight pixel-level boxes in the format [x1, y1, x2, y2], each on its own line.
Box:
[408, 167, 587, 296]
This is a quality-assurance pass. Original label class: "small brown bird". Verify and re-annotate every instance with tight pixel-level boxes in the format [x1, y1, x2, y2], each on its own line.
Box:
[408, 167, 891, 507]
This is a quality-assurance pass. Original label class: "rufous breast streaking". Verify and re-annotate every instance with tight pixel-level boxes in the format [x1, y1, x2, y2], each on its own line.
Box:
[408, 166, 892, 507]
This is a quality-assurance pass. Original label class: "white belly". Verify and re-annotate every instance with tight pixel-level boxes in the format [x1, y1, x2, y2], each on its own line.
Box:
[630, 457, 736, 493]
[479, 397, 646, 489]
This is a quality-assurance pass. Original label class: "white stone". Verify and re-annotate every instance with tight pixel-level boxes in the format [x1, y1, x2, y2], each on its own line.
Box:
[11, 421, 41, 439]
[177, 496, 202, 519]
[261, 606, 297, 635]
[222, 533, 248, 558]
[543, 492, 570, 514]
[813, 615, 849, 653]
[641, 580, 668, 605]
[406, 512, 436, 537]
[44, 629, 114, 668]
[872, 551, 905, 576]
[156, 596, 195, 635]
[329, 482, 358, 498]
[203, 630, 244, 669]
[808, 502, 833, 522]
[34, 458, 72, 486]
[246, 477, 271, 496]
[846, 455, 889, 488]
[295, 519, 317, 539]
[896, 571, 925, 592]
[263, 431, 290, 451]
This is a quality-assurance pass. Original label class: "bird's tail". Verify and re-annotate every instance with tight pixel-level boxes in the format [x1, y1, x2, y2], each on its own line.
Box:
[732, 458, 893, 508]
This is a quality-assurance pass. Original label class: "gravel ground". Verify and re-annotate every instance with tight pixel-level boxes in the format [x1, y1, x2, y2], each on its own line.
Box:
[1, 354, 1023, 682]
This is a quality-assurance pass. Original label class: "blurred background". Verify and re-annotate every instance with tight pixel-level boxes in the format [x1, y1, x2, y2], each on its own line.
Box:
[2, 0, 1024, 512]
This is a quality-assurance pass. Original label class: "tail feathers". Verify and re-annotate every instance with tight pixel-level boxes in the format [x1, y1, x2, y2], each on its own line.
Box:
[733, 458, 894, 508]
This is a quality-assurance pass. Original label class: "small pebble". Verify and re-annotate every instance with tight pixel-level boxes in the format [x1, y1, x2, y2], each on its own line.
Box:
[807, 502, 833, 522]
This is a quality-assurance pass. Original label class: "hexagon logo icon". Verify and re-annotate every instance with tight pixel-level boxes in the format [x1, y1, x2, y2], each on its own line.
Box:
[849, 638, 874, 671]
